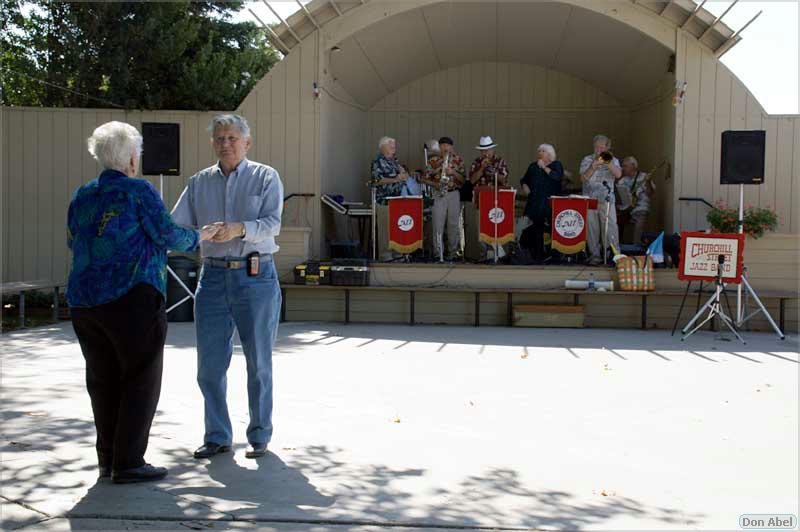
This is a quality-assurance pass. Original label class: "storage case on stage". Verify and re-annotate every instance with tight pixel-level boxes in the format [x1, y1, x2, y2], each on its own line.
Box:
[293, 261, 331, 285]
[331, 258, 369, 286]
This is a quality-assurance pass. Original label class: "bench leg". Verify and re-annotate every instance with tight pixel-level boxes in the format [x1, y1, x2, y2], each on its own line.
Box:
[410, 291, 415, 326]
[345, 289, 350, 324]
[19, 292, 25, 329]
[780, 298, 785, 333]
[641, 295, 647, 330]
[53, 287, 59, 322]
[507, 292, 513, 326]
[280, 288, 286, 323]
[474, 292, 480, 327]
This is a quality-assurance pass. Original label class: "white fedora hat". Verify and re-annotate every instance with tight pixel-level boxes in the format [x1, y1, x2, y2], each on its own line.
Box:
[475, 136, 497, 150]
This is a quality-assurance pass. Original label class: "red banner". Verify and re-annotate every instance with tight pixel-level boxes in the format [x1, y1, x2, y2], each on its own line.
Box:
[478, 189, 515, 246]
[550, 196, 592, 254]
[388, 196, 423, 254]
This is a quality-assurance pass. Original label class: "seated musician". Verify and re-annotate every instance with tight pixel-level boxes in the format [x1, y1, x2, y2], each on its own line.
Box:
[421, 137, 465, 262]
[616, 156, 654, 245]
[370, 136, 410, 260]
[466, 136, 509, 262]
[517, 144, 564, 261]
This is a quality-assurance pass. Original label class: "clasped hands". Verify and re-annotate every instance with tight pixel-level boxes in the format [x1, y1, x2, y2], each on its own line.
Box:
[199, 222, 245, 242]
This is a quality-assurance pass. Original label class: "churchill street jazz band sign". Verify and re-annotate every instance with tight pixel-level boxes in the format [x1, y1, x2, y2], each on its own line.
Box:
[678, 232, 745, 284]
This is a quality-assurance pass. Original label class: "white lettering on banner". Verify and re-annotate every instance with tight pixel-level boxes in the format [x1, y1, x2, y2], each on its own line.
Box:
[683, 236, 740, 280]
[555, 209, 585, 239]
[397, 214, 414, 232]
[488, 208, 505, 224]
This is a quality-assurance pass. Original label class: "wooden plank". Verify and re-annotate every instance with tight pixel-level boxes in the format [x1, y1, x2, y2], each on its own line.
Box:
[744, 93, 764, 209]
[773, 117, 794, 233]
[793, 118, 800, 233]
[285, 51, 302, 199]
[696, 48, 717, 231]
[270, 61, 287, 178]
[6, 110, 24, 281]
[51, 111, 70, 283]
[680, 33, 702, 232]
[22, 109, 38, 278]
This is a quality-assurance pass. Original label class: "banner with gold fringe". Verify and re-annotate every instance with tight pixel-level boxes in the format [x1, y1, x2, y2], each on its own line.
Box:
[388, 196, 423, 254]
[478, 189, 515, 246]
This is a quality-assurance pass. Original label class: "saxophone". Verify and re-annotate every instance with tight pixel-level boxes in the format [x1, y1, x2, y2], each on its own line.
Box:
[435, 152, 451, 198]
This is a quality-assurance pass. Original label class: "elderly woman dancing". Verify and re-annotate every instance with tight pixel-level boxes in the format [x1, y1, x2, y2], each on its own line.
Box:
[67, 121, 217, 484]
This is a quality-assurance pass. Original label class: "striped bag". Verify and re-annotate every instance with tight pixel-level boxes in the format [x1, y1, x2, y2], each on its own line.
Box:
[616, 255, 655, 291]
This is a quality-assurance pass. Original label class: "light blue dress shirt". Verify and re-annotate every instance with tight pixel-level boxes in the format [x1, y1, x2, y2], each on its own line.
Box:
[171, 158, 284, 258]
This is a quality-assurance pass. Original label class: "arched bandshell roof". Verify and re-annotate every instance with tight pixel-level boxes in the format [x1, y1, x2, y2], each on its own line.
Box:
[270, 1, 740, 108]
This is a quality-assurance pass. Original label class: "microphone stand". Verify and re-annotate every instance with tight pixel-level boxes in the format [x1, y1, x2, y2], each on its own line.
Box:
[493, 170, 499, 264]
[602, 181, 612, 265]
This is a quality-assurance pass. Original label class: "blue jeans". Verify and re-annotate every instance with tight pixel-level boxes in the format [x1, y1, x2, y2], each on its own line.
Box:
[194, 259, 281, 446]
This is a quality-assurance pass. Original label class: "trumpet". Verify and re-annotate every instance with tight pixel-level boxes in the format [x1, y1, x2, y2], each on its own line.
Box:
[597, 151, 614, 164]
[436, 152, 452, 197]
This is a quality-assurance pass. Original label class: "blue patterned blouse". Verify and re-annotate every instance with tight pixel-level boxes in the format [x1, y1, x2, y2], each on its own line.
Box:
[67, 169, 199, 308]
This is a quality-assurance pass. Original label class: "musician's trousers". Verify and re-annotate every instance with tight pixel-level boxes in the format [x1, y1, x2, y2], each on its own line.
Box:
[376, 205, 394, 260]
[586, 199, 620, 260]
[432, 191, 461, 258]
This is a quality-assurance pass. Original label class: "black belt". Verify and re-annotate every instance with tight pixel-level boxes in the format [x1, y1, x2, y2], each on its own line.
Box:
[204, 254, 272, 270]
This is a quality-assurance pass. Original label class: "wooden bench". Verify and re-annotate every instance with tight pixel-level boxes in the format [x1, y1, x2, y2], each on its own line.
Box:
[1, 280, 64, 329]
[281, 283, 797, 331]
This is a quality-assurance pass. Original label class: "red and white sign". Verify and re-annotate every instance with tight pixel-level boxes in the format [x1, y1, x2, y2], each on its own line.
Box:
[550, 196, 596, 254]
[388, 196, 423, 254]
[678, 232, 745, 284]
[478, 189, 515, 246]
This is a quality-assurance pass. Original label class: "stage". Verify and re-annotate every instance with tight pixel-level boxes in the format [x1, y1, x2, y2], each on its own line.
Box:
[280, 261, 797, 333]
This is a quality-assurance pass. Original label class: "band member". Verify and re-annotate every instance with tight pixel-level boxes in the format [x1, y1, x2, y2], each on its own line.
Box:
[579, 135, 622, 265]
[370, 136, 411, 260]
[466, 136, 508, 261]
[616, 156, 654, 245]
[517, 143, 564, 261]
[423, 136, 465, 261]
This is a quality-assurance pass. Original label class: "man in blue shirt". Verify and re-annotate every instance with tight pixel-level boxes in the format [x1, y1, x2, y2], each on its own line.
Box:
[172, 114, 284, 460]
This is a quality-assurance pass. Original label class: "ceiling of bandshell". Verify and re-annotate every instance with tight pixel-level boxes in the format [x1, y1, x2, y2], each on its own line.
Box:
[328, 2, 675, 109]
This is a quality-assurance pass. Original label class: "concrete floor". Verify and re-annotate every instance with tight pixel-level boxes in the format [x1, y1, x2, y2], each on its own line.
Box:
[1, 321, 797, 531]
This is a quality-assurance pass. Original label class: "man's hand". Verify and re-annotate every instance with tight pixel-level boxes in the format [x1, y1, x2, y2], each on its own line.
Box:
[209, 222, 245, 242]
[199, 224, 220, 241]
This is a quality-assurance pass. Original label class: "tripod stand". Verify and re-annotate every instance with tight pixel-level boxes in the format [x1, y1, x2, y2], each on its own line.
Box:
[681, 254, 745, 344]
[160, 174, 197, 315]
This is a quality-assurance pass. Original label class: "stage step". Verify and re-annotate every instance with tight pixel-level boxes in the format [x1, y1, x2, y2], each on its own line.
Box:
[512, 304, 585, 328]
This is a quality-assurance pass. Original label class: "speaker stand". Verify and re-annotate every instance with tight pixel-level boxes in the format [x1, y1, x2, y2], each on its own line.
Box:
[160, 174, 196, 315]
[733, 184, 784, 340]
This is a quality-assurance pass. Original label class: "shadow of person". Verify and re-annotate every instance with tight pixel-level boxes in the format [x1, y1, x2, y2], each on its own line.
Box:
[169, 449, 335, 521]
[67, 478, 193, 524]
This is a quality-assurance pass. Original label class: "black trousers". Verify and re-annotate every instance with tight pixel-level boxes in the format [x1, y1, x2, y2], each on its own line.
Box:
[71, 283, 167, 471]
[521, 215, 550, 260]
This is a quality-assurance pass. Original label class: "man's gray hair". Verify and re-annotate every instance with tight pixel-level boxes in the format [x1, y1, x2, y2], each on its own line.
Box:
[593, 134, 611, 147]
[209, 114, 251, 138]
[87, 121, 143, 173]
[378, 136, 395, 150]
[426, 139, 440, 154]
[623, 156, 639, 168]
[538, 143, 557, 160]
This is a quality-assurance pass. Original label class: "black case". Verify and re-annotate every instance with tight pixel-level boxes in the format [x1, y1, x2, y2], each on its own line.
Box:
[330, 258, 369, 286]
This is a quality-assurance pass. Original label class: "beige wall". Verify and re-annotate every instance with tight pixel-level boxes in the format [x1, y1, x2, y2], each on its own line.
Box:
[674, 29, 800, 235]
[367, 62, 633, 191]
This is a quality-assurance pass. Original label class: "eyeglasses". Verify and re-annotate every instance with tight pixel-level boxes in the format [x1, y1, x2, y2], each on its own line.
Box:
[214, 136, 241, 145]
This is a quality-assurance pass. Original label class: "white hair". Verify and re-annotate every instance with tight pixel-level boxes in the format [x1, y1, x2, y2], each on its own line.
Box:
[537, 143, 557, 160]
[593, 134, 611, 147]
[208, 114, 251, 138]
[622, 156, 639, 168]
[87, 121, 142, 172]
[378, 136, 395, 150]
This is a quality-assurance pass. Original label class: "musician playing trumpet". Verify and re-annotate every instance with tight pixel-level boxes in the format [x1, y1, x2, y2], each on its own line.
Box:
[579, 134, 622, 265]
[615, 156, 655, 245]
[422, 136, 465, 262]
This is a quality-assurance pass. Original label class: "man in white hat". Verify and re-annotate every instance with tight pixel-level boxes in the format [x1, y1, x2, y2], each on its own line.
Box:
[466, 136, 508, 261]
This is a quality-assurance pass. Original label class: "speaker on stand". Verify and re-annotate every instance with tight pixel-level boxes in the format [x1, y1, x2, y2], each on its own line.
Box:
[142, 122, 194, 317]
[720, 130, 784, 340]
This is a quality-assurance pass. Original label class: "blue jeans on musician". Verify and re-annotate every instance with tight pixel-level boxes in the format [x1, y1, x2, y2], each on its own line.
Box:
[194, 259, 281, 447]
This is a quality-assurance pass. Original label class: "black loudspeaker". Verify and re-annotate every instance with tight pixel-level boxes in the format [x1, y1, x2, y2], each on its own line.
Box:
[142, 122, 180, 176]
[720, 130, 765, 185]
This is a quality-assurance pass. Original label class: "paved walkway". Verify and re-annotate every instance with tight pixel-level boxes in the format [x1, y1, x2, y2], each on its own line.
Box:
[1, 322, 797, 531]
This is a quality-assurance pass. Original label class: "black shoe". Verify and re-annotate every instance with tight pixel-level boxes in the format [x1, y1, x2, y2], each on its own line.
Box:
[111, 464, 168, 484]
[193, 442, 231, 459]
[99, 465, 111, 479]
[245, 443, 267, 459]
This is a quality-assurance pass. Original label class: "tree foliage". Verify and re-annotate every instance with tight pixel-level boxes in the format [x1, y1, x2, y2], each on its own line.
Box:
[0, 1, 280, 110]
